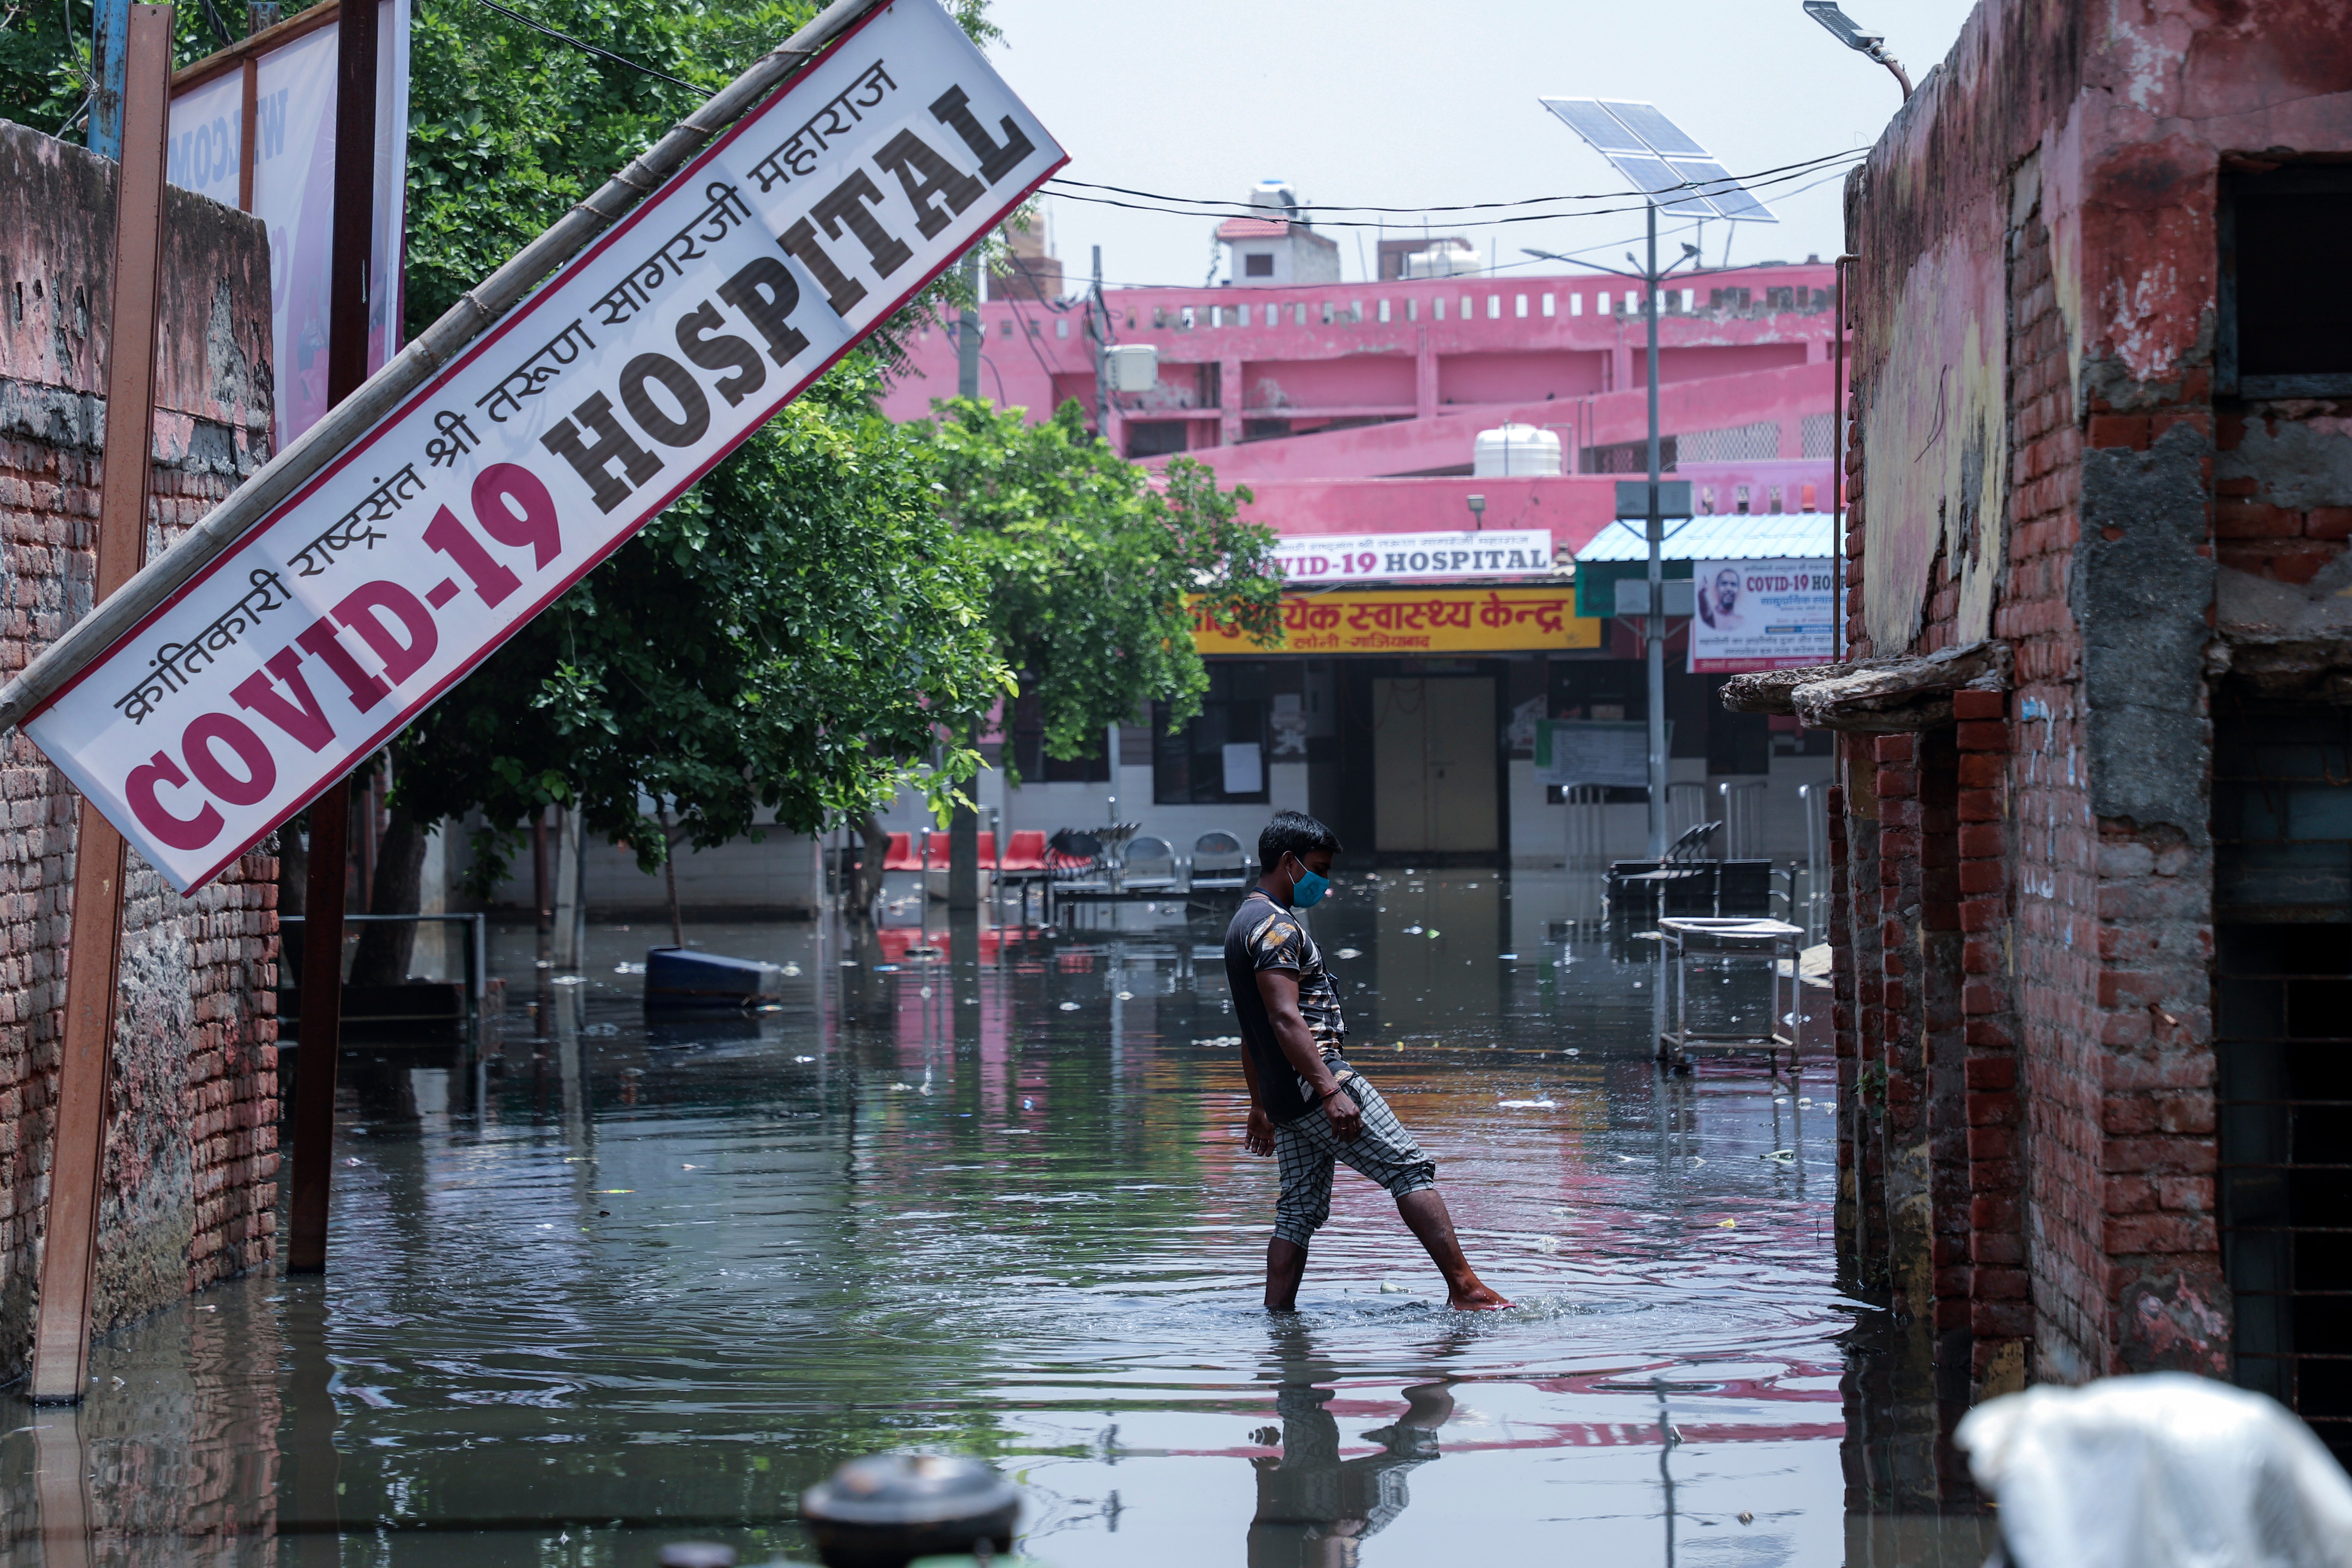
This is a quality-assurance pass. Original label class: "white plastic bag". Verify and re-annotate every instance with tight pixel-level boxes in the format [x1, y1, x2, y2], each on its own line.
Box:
[1957, 1372, 2352, 1568]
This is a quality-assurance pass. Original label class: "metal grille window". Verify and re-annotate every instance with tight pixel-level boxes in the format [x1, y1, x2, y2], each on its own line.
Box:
[1678, 421, 1782, 463]
[2214, 697, 2352, 1452]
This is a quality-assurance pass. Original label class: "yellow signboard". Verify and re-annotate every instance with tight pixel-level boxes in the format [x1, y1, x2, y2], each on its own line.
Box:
[1193, 588, 1602, 655]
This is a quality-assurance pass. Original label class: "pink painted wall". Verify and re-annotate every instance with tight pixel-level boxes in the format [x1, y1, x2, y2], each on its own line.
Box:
[1235, 476, 1613, 548]
[1436, 350, 1608, 405]
[876, 261, 1841, 539]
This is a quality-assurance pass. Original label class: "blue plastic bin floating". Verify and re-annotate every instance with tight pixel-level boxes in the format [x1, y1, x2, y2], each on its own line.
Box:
[643, 947, 785, 1010]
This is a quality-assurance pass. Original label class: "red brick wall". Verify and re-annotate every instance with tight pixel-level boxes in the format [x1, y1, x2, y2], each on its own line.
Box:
[1822, 0, 2352, 1401]
[0, 120, 278, 1378]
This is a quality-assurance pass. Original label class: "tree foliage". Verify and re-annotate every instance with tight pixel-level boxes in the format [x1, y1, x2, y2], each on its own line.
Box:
[909, 397, 1283, 770]
[394, 362, 1008, 885]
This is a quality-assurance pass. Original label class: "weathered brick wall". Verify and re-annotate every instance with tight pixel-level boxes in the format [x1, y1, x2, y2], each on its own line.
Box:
[0, 118, 278, 1381]
[1827, 0, 2352, 1406]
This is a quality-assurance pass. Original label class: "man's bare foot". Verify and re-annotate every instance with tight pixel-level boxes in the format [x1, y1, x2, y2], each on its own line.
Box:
[1447, 1281, 1513, 1311]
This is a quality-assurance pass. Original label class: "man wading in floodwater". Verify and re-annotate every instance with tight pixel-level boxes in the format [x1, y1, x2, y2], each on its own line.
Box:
[1227, 812, 1510, 1312]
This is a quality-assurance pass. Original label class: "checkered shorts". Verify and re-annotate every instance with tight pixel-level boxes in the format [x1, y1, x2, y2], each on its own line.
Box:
[1273, 1050, 1438, 1247]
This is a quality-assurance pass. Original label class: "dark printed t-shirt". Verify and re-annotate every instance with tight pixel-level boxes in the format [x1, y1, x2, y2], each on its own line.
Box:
[1225, 890, 1348, 1124]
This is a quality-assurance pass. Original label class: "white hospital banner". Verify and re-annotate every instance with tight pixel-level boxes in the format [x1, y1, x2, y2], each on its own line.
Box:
[167, 0, 412, 446]
[36, 0, 1065, 893]
[1686, 557, 1835, 674]
[1273, 529, 1552, 583]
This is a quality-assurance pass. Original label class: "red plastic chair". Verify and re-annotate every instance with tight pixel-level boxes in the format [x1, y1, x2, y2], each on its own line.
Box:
[915, 828, 997, 869]
[998, 830, 1048, 872]
[882, 831, 919, 871]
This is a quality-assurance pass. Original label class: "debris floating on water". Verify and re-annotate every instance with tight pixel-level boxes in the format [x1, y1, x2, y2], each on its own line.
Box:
[1058, 1001, 1080, 1011]
[1498, 1098, 1557, 1109]
[1761, 1149, 1796, 1162]
[1334, 947, 1362, 960]
[1379, 1280, 1407, 1294]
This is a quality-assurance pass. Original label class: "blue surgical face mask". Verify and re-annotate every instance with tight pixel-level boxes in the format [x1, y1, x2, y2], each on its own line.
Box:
[1287, 856, 1331, 909]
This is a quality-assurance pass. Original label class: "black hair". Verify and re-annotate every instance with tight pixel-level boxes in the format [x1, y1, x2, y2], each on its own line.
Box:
[1260, 810, 1342, 868]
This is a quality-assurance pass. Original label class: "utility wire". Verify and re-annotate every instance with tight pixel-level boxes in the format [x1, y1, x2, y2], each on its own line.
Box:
[1043, 154, 1865, 232]
[1043, 147, 1868, 217]
[466, 0, 700, 91]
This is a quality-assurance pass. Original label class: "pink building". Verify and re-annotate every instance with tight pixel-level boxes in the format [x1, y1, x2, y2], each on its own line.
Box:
[874, 234, 1845, 871]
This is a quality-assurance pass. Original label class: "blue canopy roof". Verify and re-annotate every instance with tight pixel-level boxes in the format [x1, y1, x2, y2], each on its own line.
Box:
[1574, 511, 1835, 563]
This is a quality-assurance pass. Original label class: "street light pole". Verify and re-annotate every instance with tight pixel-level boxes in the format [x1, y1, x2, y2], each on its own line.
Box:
[1642, 201, 1669, 859]
[1521, 234, 1692, 859]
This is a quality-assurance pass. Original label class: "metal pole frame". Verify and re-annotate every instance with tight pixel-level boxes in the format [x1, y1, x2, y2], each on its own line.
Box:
[1643, 201, 1668, 860]
[948, 251, 982, 914]
[287, 0, 380, 1274]
[30, 2, 173, 1403]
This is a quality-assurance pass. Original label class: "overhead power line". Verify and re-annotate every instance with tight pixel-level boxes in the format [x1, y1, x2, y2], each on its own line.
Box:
[1042, 147, 1868, 218]
[1043, 154, 1866, 232]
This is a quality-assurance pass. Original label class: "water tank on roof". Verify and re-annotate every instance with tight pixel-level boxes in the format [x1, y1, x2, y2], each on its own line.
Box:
[1474, 423, 1563, 478]
[1404, 240, 1481, 280]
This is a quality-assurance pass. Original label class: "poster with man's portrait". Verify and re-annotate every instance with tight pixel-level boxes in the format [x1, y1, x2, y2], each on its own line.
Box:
[1687, 559, 1835, 672]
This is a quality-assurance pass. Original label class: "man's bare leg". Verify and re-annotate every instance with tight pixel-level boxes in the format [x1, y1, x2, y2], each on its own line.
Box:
[1395, 1189, 1510, 1309]
[1266, 1237, 1310, 1311]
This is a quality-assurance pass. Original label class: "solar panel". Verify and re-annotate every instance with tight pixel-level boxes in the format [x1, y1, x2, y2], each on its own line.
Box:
[1537, 97, 1778, 223]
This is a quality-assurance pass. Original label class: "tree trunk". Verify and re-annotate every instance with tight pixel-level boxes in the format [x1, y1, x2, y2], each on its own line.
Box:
[348, 807, 428, 986]
[857, 813, 890, 922]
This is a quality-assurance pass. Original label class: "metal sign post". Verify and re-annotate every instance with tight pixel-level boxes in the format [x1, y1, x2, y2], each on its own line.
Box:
[286, 0, 380, 1275]
[30, 0, 174, 1405]
[948, 249, 980, 915]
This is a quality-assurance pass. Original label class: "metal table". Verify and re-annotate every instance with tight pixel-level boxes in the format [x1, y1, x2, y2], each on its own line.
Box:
[1656, 916, 1805, 1078]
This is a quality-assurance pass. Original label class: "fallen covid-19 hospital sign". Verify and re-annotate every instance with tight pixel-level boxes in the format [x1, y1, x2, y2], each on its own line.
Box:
[20, 0, 1063, 893]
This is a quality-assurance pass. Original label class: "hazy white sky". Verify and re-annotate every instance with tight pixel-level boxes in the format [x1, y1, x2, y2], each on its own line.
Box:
[982, 0, 1980, 291]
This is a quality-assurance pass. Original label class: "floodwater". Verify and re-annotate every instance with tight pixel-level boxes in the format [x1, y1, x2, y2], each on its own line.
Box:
[0, 871, 1999, 1566]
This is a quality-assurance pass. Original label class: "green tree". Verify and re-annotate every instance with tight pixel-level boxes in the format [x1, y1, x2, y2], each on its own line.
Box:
[910, 396, 1284, 773]
[391, 360, 1007, 879]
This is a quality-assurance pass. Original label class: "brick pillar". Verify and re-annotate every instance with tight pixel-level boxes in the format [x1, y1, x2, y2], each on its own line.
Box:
[1829, 780, 1860, 1255]
[1876, 733, 1933, 1322]
[1839, 740, 1890, 1291]
[1919, 726, 1973, 1416]
[1952, 688, 2029, 1397]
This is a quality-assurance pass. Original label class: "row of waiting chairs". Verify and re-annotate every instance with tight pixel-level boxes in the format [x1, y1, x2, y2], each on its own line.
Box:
[879, 829, 1051, 874]
[1043, 829, 1254, 897]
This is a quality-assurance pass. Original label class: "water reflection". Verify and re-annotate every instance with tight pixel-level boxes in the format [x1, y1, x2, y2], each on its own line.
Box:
[1248, 1318, 1461, 1568]
[0, 871, 2003, 1565]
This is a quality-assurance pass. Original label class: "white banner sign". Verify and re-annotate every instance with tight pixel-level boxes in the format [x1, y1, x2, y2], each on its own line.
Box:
[168, 0, 413, 447]
[1534, 720, 1649, 789]
[31, 0, 1065, 893]
[1687, 557, 1835, 674]
[1274, 529, 1552, 583]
